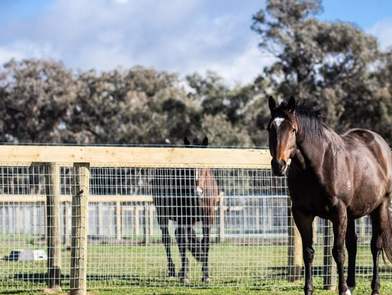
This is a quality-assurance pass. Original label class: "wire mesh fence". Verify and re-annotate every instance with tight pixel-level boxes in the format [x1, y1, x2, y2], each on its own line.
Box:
[0, 151, 390, 293]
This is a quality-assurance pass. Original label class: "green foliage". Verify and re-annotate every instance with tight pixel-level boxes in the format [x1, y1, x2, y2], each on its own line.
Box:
[0, 59, 78, 142]
[65, 67, 189, 144]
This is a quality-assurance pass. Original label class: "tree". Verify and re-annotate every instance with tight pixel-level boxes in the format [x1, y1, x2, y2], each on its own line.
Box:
[0, 59, 78, 143]
[66, 67, 195, 144]
[186, 72, 256, 146]
[200, 114, 253, 146]
[251, 0, 389, 138]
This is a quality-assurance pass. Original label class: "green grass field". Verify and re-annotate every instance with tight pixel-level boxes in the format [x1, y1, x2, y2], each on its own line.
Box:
[1, 237, 392, 295]
[3, 281, 392, 295]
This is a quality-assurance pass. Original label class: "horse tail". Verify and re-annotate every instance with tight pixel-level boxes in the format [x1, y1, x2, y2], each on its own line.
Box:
[380, 197, 392, 263]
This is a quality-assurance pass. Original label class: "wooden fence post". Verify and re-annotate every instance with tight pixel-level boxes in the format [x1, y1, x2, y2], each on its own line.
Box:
[115, 201, 122, 240]
[287, 203, 302, 281]
[62, 203, 72, 249]
[149, 205, 154, 239]
[255, 206, 260, 233]
[359, 217, 365, 242]
[313, 217, 318, 244]
[70, 163, 90, 295]
[323, 218, 336, 290]
[98, 202, 104, 238]
[143, 203, 150, 244]
[218, 193, 225, 242]
[46, 163, 62, 290]
[134, 206, 140, 237]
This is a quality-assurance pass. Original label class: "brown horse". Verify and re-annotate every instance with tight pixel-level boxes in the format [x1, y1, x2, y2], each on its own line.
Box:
[153, 136, 220, 283]
[266, 96, 392, 295]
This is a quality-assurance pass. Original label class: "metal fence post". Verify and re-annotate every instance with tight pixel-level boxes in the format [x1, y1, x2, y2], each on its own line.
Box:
[70, 163, 90, 295]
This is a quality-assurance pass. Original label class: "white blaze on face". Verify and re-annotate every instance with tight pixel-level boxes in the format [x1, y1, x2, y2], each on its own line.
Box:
[197, 186, 204, 197]
[272, 117, 285, 129]
[195, 169, 204, 197]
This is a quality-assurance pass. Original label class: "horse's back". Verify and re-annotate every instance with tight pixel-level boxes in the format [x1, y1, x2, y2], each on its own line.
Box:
[342, 128, 392, 212]
[344, 128, 388, 148]
[343, 128, 392, 177]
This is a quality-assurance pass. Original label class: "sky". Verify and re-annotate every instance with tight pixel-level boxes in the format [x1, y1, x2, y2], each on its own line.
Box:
[0, 0, 391, 84]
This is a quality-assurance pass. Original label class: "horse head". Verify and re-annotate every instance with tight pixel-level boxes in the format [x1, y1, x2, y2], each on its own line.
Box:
[267, 96, 299, 176]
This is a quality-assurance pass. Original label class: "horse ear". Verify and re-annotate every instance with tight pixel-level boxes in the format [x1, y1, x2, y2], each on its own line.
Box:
[287, 96, 296, 112]
[184, 137, 190, 146]
[268, 96, 276, 113]
[202, 136, 208, 147]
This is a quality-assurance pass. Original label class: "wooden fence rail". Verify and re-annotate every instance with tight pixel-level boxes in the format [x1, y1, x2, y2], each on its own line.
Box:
[0, 145, 271, 168]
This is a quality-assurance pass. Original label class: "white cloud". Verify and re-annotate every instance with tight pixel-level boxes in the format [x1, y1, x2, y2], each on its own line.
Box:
[0, 0, 268, 84]
[0, 47, 24, 64]
[368, 19, 392, 50]
[0, 41, 59, 64]
[193, 40, 275, 85]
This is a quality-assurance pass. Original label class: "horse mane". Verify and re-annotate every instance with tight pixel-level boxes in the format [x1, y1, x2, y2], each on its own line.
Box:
[294, 105, 326, 141]
[293, 104, 345, 150]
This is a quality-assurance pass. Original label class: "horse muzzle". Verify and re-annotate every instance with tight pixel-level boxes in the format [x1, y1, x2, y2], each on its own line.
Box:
[271, 159, 288, 176]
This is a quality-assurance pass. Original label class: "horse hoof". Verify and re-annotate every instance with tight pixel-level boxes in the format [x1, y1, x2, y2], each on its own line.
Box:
[167, 262, 176, 277]
[202, 276, 210, 283]
[179, 277, 190, 284]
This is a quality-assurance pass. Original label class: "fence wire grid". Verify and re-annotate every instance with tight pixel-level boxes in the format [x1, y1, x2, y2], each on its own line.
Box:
[0, 162, 390, 292]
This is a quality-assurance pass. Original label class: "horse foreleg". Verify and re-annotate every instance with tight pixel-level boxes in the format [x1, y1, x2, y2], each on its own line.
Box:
[345, 217, 357, 292]
[201, 224, 211, 283]
[186, 226, 202, 261]
[332, 202, 350, 295]
[175, 225, 189, 283]
[292, 208, 314, 295]
[160, 223, 175, 277]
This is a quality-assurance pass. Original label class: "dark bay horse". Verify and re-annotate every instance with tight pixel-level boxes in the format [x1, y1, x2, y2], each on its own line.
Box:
[267, 97, 392, 295]
[153, 136, 220, 283]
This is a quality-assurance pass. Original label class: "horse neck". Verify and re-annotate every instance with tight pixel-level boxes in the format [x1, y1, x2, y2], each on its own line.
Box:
[197, 168, 208, 187]
[295, 118, 344, 170]
[198, 168, 219, 198]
